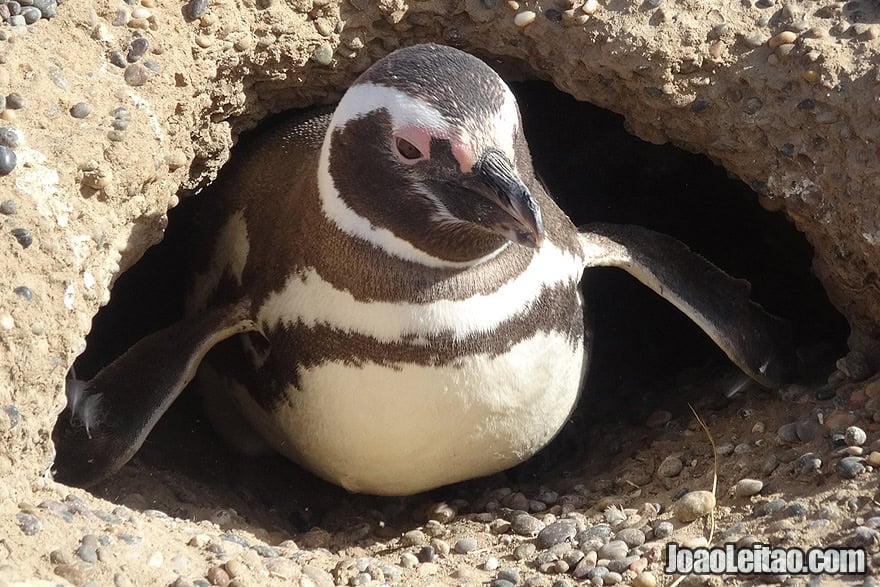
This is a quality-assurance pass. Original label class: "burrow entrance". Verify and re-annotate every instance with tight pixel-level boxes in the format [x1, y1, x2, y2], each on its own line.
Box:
[54, 79, 848, 534]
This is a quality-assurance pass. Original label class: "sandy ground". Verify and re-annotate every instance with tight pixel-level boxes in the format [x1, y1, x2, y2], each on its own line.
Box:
[1, 0, 880, 585]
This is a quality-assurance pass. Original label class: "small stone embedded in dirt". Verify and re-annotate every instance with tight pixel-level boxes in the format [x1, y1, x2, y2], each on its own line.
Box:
[837, 456, 865, 479]
[11, 227, 32, 248]
[656, 455, 683, 478]
[399, 552, 418, 569]
[851, 526, 879, 547]
[845, 426, 867, 447]
[15, 513, 41, 535]
[653, 521, 673, 538]
[70, 102, 91, 118]
[512, 513, 545, 537]
[514, 542, 536, 561]
[536, 519, 576, 549]
[454, 537, 477, 554]
[6, 93, 24, 109]
[735, 478, 764, 497]
[401, 529, 426, 547]
[795, 452, 822, 475]
[614, 527, 645, 548]
[124, 64, 149, 86]
[633, 571, 657, 587]
[109, 51, 127, 68]
[674, 491, 716, 523]
[128, 37, 149, 62]
[0, 127, 23, 149]
[795, 419, 818, 441]
[497, 567, 520, 584]
[783, 503, 808, 518]
[187, 0, 209, 19]
[312, 44, 333, 65]
[645, 410, 671, 428]
[754, 498, 786, 517]
[777, 422, 800, 443]
[597, 540, 628, 560]
[0, 146, 16, 175]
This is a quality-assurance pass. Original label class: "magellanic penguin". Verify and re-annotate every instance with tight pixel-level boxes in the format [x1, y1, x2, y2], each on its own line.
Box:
[53, 44, 793, 496]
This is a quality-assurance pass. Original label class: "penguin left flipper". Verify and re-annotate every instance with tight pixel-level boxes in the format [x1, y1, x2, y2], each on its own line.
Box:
[578, 222, 795, 388]
[52, 300, 259, 487]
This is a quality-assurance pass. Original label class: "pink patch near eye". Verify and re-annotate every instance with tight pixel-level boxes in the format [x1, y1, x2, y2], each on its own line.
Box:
[392, 126, 432, 164]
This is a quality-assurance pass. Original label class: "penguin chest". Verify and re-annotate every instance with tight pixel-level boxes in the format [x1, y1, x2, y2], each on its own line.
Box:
[235, 263, 587, 495]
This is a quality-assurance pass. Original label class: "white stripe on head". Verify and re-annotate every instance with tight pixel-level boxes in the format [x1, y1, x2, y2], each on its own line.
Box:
[257, 240, 584, 342]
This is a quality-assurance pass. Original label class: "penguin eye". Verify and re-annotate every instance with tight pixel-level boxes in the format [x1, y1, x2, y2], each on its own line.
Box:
[394, 137, 425, 162]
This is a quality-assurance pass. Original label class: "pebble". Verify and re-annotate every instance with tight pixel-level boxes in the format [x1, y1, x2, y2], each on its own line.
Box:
[633, 572, 657, 587]
[6, 93, 23, 109]
[597, 540, 628, 561]
[0, 199, 16, 215]
[313, 44, 333, 65]
[32, 0, 56, 18]
[484, 556, 499, 571]
[77, 543, 98, 563]
[16, 513, 42, 535]
[70, 102, 91, 118]
[399, 552, 418, 569]
[866, 451, 880, 467]
[0, 146, 16, 175]
[417, 545, 435, 563]
[674, 491, 716, 523]
[512, 513, 545, 537]
[0, 128, 23, 149]
[127, 38, 149, 62]
[795, 452, 822, 475]
[754, 498, 786, 517]
[514, 10, 536, 27]
[14, 285, 32, 301]
[124, 64, 149, 86]
[851, 526, 878, 548]
[8, 15, 25, 26]
[735, 478, 764, 497]
[604, 571, 623, 585]
[614, 527, 645, 548]
[837, 456, 865, 479]
[645, 410, 671, 428]
[536, 520, 576, 549]
[845, 426, 867, 447]
[497, 568, 520, 584]
[777, 422, 800, 443]
[581, 0, 599, 14]
[514, 542, 536, 560]
[187, 0, 209, 19]
[454, 537, 477, 554]
[656, 455, 683, 478]
[768, 30, 798, 48]
[744, 32, 768, 47]
[653, 521, 673, 538]
[11, 227, 32, 248]
[109, 51, 127, 68]
[783, 503, 808, 518]
[21, 6, 40, 23]
[401, 530, 426, 546]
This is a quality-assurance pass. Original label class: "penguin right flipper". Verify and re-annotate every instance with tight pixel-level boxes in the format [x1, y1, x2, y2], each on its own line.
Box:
[577, 223, 795, 388]
[52, 300, 260, 488]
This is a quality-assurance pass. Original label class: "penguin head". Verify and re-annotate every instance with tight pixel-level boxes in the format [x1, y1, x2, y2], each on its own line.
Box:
[319, 44, 544, 267]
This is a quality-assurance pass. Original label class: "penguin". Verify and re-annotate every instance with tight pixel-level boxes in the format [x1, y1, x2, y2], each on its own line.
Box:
[52, 43, 792, 496]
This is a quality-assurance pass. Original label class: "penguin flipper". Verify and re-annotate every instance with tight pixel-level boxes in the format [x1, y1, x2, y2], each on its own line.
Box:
[577, 222, 795, 388]
[52, 300, 259, 487]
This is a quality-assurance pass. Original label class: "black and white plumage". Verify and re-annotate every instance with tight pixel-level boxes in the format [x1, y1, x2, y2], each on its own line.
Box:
[53, 44, 793, 495]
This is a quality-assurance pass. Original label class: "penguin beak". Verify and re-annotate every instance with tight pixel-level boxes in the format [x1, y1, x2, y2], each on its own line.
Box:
[469, 149, 545, 248]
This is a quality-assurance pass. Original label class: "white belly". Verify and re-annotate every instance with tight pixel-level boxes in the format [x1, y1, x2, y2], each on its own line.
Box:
[230, 330, 585, 495]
